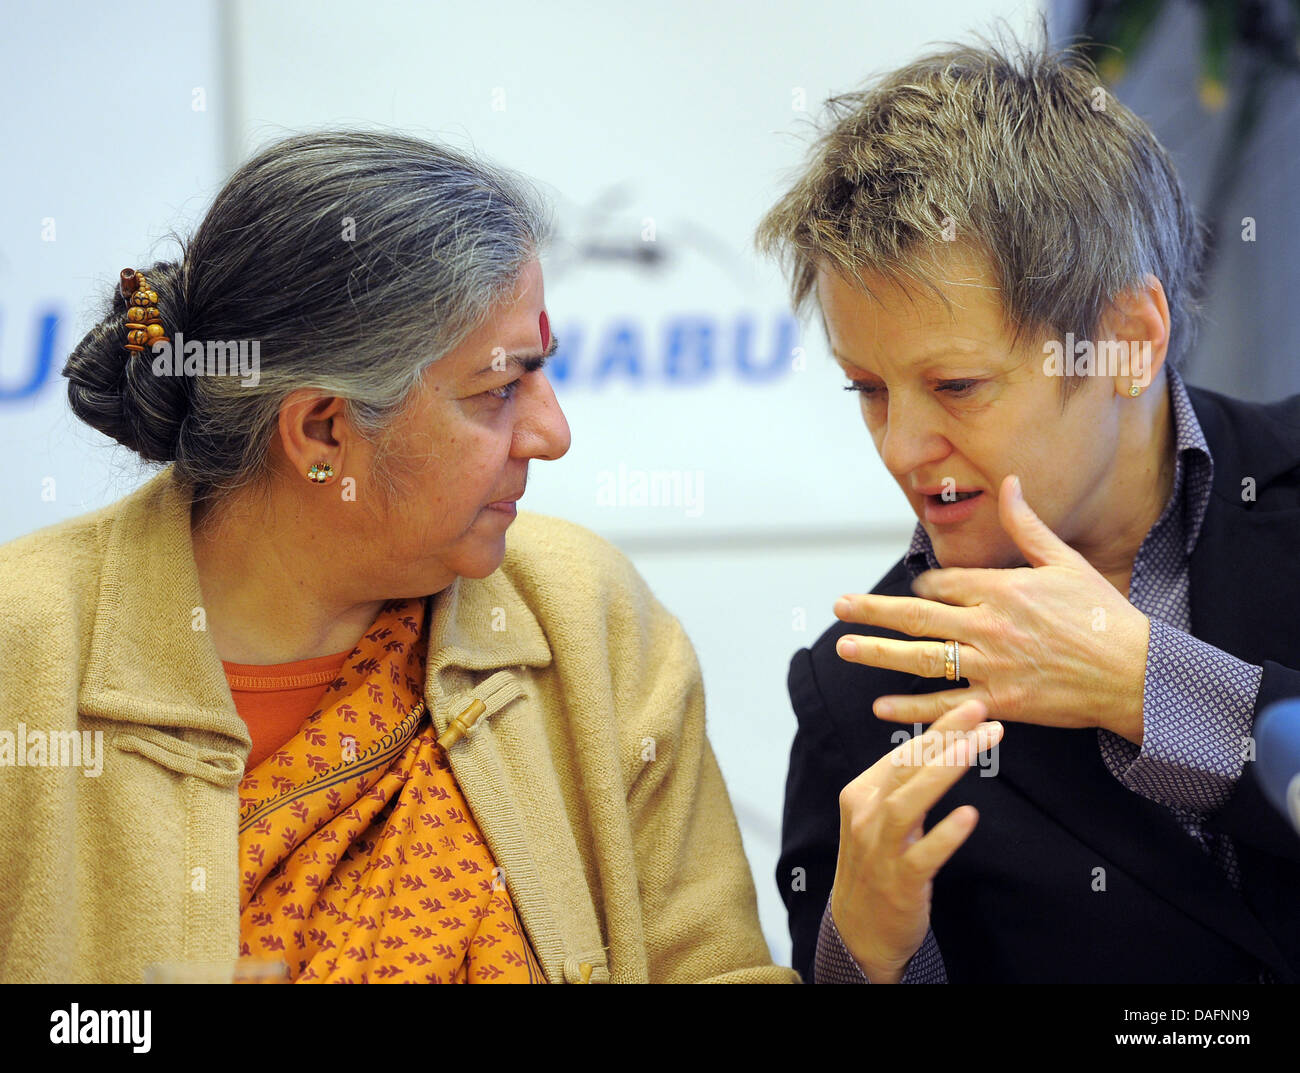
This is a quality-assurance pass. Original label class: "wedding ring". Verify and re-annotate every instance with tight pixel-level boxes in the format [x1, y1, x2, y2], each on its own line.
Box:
[944, 640, 961, 681]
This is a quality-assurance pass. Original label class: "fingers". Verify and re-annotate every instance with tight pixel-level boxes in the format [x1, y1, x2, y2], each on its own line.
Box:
[872, 686, 988, 724]
[996, 473, 1086, 570]
[840, 698, 992, 803]
[927, 696, 992, 735]
[834, 593, 965, 641]
[883, 720, 1002, 851]
[840, 701, 1002, 863]
[903, 804, 980, 878]
[837, 634, 983, 684]
[910, 567, 1003, 605]
[831, 698, 1001, 976]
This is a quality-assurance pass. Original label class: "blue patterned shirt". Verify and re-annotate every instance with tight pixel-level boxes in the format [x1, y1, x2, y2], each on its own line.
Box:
[813, 366, 1264, 983]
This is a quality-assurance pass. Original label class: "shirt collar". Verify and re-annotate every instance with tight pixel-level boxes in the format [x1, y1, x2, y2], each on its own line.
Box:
[904, 364, 1215, 578]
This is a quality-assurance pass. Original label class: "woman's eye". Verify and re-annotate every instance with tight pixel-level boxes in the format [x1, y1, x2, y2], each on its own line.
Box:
[481, 354, 549, 402]
[842, 380, 979, 399]
[485, 379, 522, 401]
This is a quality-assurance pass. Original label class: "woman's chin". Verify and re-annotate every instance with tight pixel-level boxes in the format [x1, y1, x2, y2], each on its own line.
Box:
[449, 543, 508, 580]
[927, 532, 1012, 570]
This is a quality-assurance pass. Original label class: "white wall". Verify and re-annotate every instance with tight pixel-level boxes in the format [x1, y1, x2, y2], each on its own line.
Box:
[0, 1, 226, 534]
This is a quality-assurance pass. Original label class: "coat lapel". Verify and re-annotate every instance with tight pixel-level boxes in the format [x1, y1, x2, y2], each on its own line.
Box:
[421, 555, 612, 984]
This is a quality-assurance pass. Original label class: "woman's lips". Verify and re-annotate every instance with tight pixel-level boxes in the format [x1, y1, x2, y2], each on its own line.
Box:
[921, 489, 983, 524]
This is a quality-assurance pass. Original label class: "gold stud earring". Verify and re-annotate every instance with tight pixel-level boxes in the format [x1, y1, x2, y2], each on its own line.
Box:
[307, 462, 335, 484]
[1128, 383, 1141, 397]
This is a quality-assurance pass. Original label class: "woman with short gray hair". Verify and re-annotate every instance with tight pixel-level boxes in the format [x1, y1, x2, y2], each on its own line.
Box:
[764, 35, 1300, 984]
[0, 129, 796, 985]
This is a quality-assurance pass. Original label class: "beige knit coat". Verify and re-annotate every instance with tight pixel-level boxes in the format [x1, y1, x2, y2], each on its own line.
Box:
[0, 468, 798, 984]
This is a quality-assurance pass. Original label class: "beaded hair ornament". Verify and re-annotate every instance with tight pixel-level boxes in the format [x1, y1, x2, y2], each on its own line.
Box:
[119, 268, 170, 355]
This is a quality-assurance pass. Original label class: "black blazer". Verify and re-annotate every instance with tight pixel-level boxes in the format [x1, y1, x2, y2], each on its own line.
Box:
[779, 383, 1300, 984]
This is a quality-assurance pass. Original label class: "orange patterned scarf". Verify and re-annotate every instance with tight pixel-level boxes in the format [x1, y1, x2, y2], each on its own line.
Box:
[236, 596, 543, 983]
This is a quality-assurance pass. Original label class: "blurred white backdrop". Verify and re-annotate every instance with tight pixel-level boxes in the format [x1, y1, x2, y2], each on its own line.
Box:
[2, 0, 1044, 966]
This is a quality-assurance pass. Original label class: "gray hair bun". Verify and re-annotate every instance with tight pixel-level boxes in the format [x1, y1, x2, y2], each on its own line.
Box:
[64, 258, 191, 463]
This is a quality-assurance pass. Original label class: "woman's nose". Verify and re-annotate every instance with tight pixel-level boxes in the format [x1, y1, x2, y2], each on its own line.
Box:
[517, 372, 571, 461]
[878, 397, 945, 478]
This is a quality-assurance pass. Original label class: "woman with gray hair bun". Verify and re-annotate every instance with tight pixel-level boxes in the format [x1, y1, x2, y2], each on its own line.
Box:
[0, 129, 796, 985]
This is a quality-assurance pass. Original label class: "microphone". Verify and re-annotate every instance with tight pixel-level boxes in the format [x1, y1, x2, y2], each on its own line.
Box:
[1254, 698, 1300, 836]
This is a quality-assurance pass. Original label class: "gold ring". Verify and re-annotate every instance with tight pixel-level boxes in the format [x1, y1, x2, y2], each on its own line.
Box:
[944, 640, 961, 681]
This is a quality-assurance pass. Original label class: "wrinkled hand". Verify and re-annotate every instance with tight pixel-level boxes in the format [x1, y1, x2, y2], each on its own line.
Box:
[835, 475, 1151, 743]
[831, 699, 1003, 983]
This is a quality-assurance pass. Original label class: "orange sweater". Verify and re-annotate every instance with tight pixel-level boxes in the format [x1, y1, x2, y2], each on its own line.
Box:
[223, 649, 352, 770]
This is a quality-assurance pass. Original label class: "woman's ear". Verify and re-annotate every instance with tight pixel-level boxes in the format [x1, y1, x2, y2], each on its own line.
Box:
[1097, 274, 1170, 394]
[277, 390, 349, 480]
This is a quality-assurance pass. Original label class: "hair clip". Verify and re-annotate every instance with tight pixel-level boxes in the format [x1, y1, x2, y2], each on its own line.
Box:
[120, 267, 170, 355]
